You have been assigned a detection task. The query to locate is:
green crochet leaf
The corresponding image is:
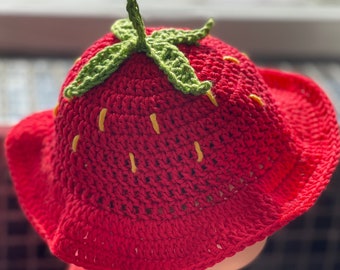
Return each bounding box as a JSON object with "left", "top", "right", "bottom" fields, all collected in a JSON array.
[
  {"left": 64, "top": 39, "right": 136, "bottom": 98},
  {"left": 146, "top": 40, "right": 212, "bottom": 95},
  {"left": 64, "top": 0, "right": 214, "bottom": 99},
  {"left": 150, "top": 19, "right": 214, "bottom": 45},
  {"left": 110, "top": 19, "right": 136, "bottom": 41}
]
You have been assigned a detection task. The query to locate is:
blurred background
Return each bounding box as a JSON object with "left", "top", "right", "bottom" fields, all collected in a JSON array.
[{"left": 0, "top": 0, "right": 339, "bottom": 269}]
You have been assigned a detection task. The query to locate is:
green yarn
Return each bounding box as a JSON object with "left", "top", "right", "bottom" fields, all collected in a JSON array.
[
  {"left": 110, "top": 19, "right": 136, "bottom": 41},
  {"left": 64, "top": 40, "right": 136, "bottom": 98},
  {"left": 150, "top": 19, "right": 214, "bottom": 46},
  {"left": 64, "top": 0, "right": 214, "bottom": 99},
  {"left": 147, "top": 41, "right": 211, "bottom": 95},
  {"left": 126, "top": 0, "right": 147, "bottom": 50}
]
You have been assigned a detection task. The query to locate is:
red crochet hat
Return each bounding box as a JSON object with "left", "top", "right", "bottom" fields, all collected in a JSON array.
[{"left": 5, "top": 1, "right": 340, "bottom": 269}]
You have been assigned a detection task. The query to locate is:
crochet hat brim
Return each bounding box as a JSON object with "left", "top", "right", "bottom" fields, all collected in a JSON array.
[{"left": 5, "top": 68, "right": 340, "bottom": 270}]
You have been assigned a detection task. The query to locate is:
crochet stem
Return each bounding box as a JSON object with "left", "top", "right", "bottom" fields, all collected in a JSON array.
[{"left": 126, "top": 0, "right": 147, "bottom": 51}]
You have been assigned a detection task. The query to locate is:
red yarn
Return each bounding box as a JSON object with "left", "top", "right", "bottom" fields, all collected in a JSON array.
[{"left": 5, "top": 28, "right": 340, "bottom": 270}]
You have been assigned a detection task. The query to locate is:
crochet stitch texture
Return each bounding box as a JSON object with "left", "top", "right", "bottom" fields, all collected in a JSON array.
[{"left": 5, "top": 0, "right": 340, "bottom": 269}]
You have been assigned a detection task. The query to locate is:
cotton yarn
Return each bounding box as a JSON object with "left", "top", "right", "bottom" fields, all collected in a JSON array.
[{"left": 5, "top": 3, "right": 340, "bottom": 270}]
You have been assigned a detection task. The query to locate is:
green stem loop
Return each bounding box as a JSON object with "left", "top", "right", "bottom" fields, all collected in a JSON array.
[{"left": 127, "top": 0, "right": 147, "bottom": 51}]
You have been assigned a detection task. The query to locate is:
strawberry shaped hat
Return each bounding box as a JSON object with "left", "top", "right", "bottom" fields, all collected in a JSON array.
[{"left": 5, "top": 0, "right": 340, "bottom": 269}]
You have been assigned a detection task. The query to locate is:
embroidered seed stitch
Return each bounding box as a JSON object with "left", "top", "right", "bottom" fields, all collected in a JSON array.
[
  {"left": 206, "top": 89, "right": 218, "bottom": 107},
  {"left": 150, "top": 113, "right": 160, "bottom": 134},
  {"left": 98, "top": 108, "right": 108, "bottom": 132},
  {"left": 72, "top": 135, "right": 80, "bottom": 152},
  {"left": 194, "top": 141, "right": 204, "bottom": 162},
  {"left": 75, "top": 249, "right": 79, "bottom": 256},
  {"left": 53, "top": 104, "right": 59, "bottom": 117},
  {"left": 249, "top": 94, "right": 265, "bottom": 107},
  {"left": 129, "top": 152, "right": 137, "bottom": 173},
  {"left": 223, "top": 55, "right": 240, "bottom": 64}
]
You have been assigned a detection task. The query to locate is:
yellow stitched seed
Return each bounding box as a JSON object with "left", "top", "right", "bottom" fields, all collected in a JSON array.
[
  {"left": 206, "top": 89, "right": 218, "bottom": 107},
  {"left": 53, "top": 103, "right": 59, "bottom": 117},
  {"left": 129, "top": 152, "right": 137, "bottom": 173},
  {"left": 150, "top": 113, "right": 160, "bottom": 134},
  {"left": 194, "top": 141, "right": 204, "bottom": 163},
  {"left": 223, "top": 55, "right": 240, "bottom": 64},
  {"left": 98, "top": 108, "right": 108, "bottom": 132},
  {"left": 72, "top": 135, "right": 80, "bottom": 152},
  {"left": 249, "top": 94, "right": 265, "bottom": 107}
]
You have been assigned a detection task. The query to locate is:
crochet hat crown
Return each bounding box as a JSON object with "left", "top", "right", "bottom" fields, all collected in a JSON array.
[
  {"left": 5, "top": 0, "right": 340, "bottom": 269},
  {"left": 55, "top": 12, "right": 289, "bottom": 222}
]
